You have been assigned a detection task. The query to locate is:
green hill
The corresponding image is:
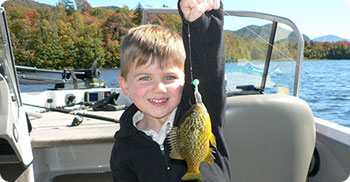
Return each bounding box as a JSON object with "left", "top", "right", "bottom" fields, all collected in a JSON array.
[{"left": 2, "top": 0, "right": 349, "bottom": 69}]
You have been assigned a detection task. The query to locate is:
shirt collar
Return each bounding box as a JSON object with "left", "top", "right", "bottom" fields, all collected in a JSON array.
[{"left": 133, "top": 108, "right": 177, "bottom": 145}]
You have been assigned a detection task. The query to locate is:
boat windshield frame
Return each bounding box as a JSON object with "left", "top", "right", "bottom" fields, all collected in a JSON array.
[
  {"left": 142, "top": 8, "right": 304, "bottom": 97},
  {"left": 0, "top": 7, "right": 22, "bottom": 105}
]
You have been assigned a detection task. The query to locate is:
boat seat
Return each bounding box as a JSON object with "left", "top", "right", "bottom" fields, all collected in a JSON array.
[{"left": 224, "top": 94, "right": 316, "bottom": 182}]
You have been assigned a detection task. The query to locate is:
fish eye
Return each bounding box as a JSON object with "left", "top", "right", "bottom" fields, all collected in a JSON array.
[{"left": 191, "top": 110, "right": 197, "bottom": 117}]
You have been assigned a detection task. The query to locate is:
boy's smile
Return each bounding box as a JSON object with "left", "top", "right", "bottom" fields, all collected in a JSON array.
[{"left": 119, "top": 61, "right": 185, "bottom": 125}]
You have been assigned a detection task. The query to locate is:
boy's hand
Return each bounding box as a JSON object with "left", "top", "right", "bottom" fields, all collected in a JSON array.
[{"left": 180, "top": 0, "right": 221, "bottom": 22}]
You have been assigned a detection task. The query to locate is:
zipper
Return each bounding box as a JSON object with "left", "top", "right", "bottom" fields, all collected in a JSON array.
[
  {"left": 135, "top": 133, "right": 171, "bottom": 172},
  {"left": 162, "top": 122, "right": 172, "bottom": 171},
  {"left": 160, "top": 144, "right": 171, "bottom": 171},
  {"left": 130, "top": 124, "right": 172, "bottom": 173}
]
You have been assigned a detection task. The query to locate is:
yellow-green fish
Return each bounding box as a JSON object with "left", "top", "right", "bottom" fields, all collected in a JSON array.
[{"left": 168, "top": 79, "right": 216, "bottom": 180}]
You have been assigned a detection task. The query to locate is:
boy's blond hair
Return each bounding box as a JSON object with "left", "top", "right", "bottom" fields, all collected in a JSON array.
[{"left": 120, "top": 24, "right": 186, "bottom": 78}]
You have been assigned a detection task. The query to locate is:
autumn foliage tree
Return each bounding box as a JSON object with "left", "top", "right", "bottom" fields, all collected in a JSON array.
[
  {"left": 3, "top": 0, "right": 141, "bottom": 69},
  {"left": 3, "top": 0, "right": 350, "bottom": 71}
]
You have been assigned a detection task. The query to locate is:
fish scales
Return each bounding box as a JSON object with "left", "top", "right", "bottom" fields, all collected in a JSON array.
[{"left": 169, "top": 102, "right": 217, "bottom": 180}]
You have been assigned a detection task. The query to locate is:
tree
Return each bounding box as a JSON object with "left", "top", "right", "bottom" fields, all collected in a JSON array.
[
  {"left": 25, "top": 9, "right": 40, "bottom": 26},
  {"left": 102, "top": 12, "right": 132, "bottom": 41},
  {"left": 132, "top": 3, "right": 143, "bottom": 25},
  {"left": 57, "top": 19, "right": 76, "bottom": 68},
  {"left": 62, "top": 0, "right": 75, "bottom": 16},
  {"left": 75, "top": 0, "right": 91, "bottom": 13},
  {"left": 89, "top": 7, "right": 107, "bottom": 20},
  {"left": 55, "top": 2, "right": 69, "bottom": 22},
  {"left": 74, "top": 36, "right": 106, "bottom": 68},
  {"left": 7, "top": 0, "right": 350, "bottom": 71}
]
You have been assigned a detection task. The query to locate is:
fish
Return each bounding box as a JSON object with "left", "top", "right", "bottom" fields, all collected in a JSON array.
[{"left": 168, "top": 79, "right": 216, "bottom": 180}]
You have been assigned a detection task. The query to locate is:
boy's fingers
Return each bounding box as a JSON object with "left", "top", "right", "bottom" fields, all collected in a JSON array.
[
  {"left": 179, "top": 0, "right": 193, "bottom": 20},
  {"left": 180, "top": 0, "right": 196, "bottom": 10},
  {"left": 180, "top": 0, "right": 221, "bottom": 22},
  {"left": 181, "top": 0, "right": 218, "bottom": 10},
  {"left": 213, "top": 0, "right": 220, "bottom": 10},
  {"left": 206, "top": 0, "right": 220, "bottom": 10},
  {"left": 187, "top": 3, "right": 207, "bottom": 21},
  {"left": 206, "top": 0, "right": 214, "bottom": 11}
]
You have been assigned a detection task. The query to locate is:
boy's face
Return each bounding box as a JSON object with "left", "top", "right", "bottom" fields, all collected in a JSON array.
[{"left": 118, "top": 61, "right": 184, "bottom": 122}]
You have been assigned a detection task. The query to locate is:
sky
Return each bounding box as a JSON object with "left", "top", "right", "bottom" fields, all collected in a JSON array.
[{"left": 30, "top": 0, "right": 350, "bottom": 39}]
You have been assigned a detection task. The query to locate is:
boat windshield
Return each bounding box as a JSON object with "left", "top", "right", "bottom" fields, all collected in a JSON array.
[
  {"left": 143, "top": 9, "right": 303, "bottom": 97},
  {"left": 0, "top": 8, "right": 21, "bottom": 106},
  {"left": 224, "top": 15, "right": 299, "bottom": 96}
]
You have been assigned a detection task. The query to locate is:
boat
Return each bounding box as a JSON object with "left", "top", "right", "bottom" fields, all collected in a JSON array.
[
  {"left": 1, "top": 4, "right": 349, "bottom": 182},
  {"left": 17, "top": 62, "right": 131, "bottom": 114}
]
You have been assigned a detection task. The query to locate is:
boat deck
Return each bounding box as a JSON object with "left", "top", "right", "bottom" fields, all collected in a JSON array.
[{"left": 29, "top": 110, "right": 122, "bottom": 148}]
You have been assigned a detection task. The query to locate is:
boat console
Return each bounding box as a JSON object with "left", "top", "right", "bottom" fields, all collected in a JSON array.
[{"left": 16, "top": 61, "right": 106, "bottom": 90}]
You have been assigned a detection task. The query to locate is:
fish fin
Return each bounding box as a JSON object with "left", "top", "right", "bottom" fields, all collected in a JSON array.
[
  {"left": 204, "top": 149, "right": 215, "bottom": 164},
  {"left": 170, "top": 148, "right": 183, "bottom": 160},
  {"left": 182, "top": 171, "right": 203, "bottom": 180},
  {"left": 210, "top": 133, "right": 217, "bottom": 148},
  {"left": 168, "top": 127, "right": 183, "bottom": 160}
]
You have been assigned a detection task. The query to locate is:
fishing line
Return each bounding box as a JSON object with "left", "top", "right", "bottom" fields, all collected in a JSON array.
[
  {"left": 186, "top": 8, "right": 306, "bottom": 96},
  {"left": 187, "top": 24, "right": 194, "bottom": 84},
  {"left": 221, "top": 9, "right": 313, "bottom": 95},
  {"left": 222, "top": 10, "right": 297, "bottom": 64},
  {"left": 218, "top": 9, "right": 307, "bottom": 97},
  {"left": 221, "top": 9, "right": 312, "bottom": 79},
  {"left": 187, "top": 19, "right": 203, "bottom": 105}
]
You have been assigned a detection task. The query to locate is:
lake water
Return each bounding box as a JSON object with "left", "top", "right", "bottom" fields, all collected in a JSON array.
[
  {"left": 20, "top": 60, "right": 350, "bottom": 127},
  {"left": 299, "top": 60, "right": 350, "bottom": 127}
]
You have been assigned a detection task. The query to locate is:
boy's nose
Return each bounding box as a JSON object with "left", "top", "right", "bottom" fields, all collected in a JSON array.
[{"left": 153, "top": 81, "right": 167, "bottom": 93}]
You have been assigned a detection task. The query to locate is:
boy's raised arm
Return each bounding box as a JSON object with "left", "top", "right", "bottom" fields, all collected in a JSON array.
[
  {"left": 178, "top": 1, "right": 231, "bottom": 180},
  {"left": 178, "top": 0, "right": 226, "bottom": 129}
]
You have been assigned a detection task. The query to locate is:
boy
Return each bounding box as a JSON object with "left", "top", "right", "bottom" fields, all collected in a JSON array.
[{"left": 110, "top": 0, "right": 231, "bottom": 181}]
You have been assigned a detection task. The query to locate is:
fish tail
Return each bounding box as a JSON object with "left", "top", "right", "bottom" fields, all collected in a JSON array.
[{"left": 182, "top": 171, "right": 203, "bottom": 180}]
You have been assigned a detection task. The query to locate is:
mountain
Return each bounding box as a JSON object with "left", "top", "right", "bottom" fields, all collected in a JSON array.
[
  {"left": 225, "top": 23, "right": 310, "bottom": 43},
  {"left": 312, "top": 35, "right": 350, "bottom": 42},
  {"left": 3, "top": 0, "right": 53, "bottom": 9}
]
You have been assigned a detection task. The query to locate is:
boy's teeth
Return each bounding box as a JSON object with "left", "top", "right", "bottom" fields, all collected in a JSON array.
[{"left": 149, "top": 99, "right": 166, "bottom": 103}]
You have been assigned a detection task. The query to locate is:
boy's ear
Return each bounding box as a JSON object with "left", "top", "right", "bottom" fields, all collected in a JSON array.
[{"left": 118, "top": 76, "right": 130, "bottom": 96}]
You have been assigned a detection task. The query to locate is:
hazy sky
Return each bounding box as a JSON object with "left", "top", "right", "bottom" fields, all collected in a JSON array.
[{"left": 32, "top": 0, "right": 350, "bottom": 39}]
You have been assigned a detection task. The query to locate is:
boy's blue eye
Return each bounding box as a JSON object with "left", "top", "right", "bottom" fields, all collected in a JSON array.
[
  {"left": 165, "top": 76, "right": 176, "bottom": 80},
  {"left": 140, "top": 76, "right": 151, "bottom": 81}
]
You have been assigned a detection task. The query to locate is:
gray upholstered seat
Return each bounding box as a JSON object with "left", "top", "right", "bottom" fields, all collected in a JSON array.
[{"left": 224, "top": 94, "right": 316, "bottom": 182}]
